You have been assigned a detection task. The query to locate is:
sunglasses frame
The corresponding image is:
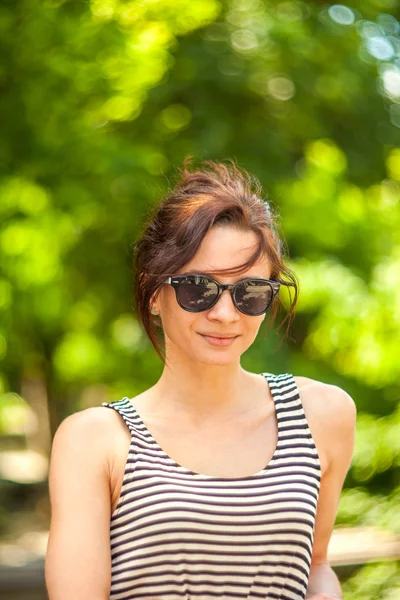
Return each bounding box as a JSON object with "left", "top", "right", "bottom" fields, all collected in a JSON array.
[{"left": 164, "top": 274, "right": 281, "bottom": 316}]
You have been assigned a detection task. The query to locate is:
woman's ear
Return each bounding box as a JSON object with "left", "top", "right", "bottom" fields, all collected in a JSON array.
[{"left": 149, "top": 290, "right": 160, "bottom": 316}]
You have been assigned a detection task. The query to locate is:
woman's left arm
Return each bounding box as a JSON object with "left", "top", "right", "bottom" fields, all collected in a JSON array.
[{"left": 299, "top": 382, "right": 357, "bottom": 600}]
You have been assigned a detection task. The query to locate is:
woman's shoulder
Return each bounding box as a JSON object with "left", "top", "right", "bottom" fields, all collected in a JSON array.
[
  {"left": 293, "top": 375, "right": 356, "bottom": 421},
  {"left": 51, "top": 405, "right": 128, "bottom": 469},
  {"left": 55, "top": 404, "right": 125, "bottom": 438},
  {"left": 293, "top": 375, "right": 357, "bottom": 472}
]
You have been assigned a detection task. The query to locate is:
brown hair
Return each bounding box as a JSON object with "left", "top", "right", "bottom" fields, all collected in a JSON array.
[{"left": 133, "top": 157, "right": 298, "bottom": 360}]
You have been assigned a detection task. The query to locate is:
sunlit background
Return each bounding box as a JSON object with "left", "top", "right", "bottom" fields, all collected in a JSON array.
[{"left": 0, "top": 0, "right": 400, "bottom": 598}]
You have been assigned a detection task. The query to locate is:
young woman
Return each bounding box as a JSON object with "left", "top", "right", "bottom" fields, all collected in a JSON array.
[{"left": 45, "top": 159, "right": 356, "bottom": 600}]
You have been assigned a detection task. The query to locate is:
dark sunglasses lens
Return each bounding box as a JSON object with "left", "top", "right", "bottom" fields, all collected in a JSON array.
[
  {"left": 234, "top": 280, "right": 274, "bottom": 315},
  {"left": 177, "top": 276, "right": 218, "bottom": 311}
]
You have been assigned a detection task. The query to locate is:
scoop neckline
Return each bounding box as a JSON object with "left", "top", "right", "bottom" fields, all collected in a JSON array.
[{"left": 123, "top": 372, "right": 284, "bottom": 481}]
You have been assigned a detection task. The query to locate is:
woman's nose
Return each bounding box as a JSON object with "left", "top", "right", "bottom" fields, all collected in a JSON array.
[{"left": 206, "top": 289, "right": 240, "bottom": 320}]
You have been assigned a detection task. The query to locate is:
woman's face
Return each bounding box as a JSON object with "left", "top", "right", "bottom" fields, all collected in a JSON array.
[{"left": 155, "top": 226, "right": 272, "bottom": 367}]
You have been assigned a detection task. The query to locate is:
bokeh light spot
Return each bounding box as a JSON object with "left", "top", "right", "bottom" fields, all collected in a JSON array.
[
  {"left": 160, "top": 104, "right": 191, "bottom": 131},
  {"left": 305, "top": 139, "right": 347, "bottom": 174},
  {"left": 367, "top": 36, "right": 395, "bottom": 60},
  {"left": 0, "top": 224, "right": 31, "bottom": 256},
  {"left": 90, "top": 0, "right": 118, "bottom": 23},
  {"left": 53, "top": 332, "right": 105, "bottom": 381},
  {"left": 381, "top": 66, "right": 400, "bottom": 102},
  {"left": 276, "top": 2, "right": 305, "bottom": 22},
  {"left": 328, "top": 5, "right": 355, "bottom": 26},
  {"left": 103, "top": 95, "right": 141, "bottom": 121},
  {"left": 111, "top": 314, "right": 143, "bottom": 352},
  {"left": 231, "top": 29, "right": 258, "bottom": 54},
  {"left": 267, "top": 76, "right": 295, "bottom": 101}
]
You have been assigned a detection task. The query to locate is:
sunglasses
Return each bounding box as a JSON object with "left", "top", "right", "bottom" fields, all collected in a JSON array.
[{"left": 164, "top": 274, "right": 280, "bottom": 316}]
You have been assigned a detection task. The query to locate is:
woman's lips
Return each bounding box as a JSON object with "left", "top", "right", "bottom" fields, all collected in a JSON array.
[{"left": 199, "top": 334, "right": 239, "bottom": 347}]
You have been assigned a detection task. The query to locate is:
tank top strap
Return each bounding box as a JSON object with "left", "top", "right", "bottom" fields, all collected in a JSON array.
[
  {"left": 102, "top": 398, "right": 137, "bottom": 436},
  {"left": 260, "top": 371, "right": 317, "bottom": 447}
]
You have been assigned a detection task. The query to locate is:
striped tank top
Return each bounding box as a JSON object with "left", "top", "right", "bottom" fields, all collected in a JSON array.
[{"left": 101, "top": 372, "right": 321, "bottom": 600}]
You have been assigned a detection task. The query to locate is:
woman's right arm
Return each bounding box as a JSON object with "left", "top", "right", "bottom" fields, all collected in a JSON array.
[{"left": 45, "top": 408, "right": 114, "bottom": 600}]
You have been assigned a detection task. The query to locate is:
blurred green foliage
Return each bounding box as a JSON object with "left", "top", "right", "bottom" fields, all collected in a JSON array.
[{"left": 1, "top": 0, "right": 400, "bottom": 596}]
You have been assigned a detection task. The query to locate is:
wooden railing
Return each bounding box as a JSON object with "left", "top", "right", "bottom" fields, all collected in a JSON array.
[{"left": 328, "top": 526, "right": 400, "bottom": 566}]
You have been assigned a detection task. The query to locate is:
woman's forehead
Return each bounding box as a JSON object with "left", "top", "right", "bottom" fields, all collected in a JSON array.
[
  {"left": 177, "top": 255, "right": 271, "bottom": 280},
  {"left": 180, "top": 226, "right": 270, "bottom": 274}
]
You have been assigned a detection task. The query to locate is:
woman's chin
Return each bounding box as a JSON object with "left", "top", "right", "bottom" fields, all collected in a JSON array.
[
  {"left": 166, "top": 337, "right": 245, "bottom": 366},
  {"left": 194, "top": 348, "right": 242, "bottom": 367}
]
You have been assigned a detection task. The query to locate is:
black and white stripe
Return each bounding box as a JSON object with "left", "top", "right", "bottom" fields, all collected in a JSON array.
[{"left": 102, "top": 372, "right": 321, "bottom": 600}]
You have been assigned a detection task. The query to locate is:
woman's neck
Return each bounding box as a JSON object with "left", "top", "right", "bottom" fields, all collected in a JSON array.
[{"left": 150, "top": 358, "right": 266, "bottom": 426}]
